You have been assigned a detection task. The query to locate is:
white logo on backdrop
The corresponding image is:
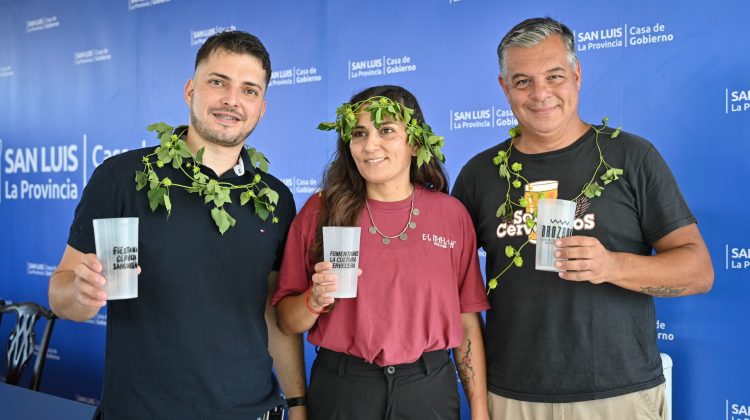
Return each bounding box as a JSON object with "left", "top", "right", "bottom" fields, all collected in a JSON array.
[
  {"left": 26, "top": 16, "right": 59, "bottom": 33},
  {"left": 726, "top": 245, "right": 750, "bottom": 270},
  {"left": 269, "top": 66, "right": 323, "bottom": 87},
  {"left": 280, "top": 176, "right": 319, "bottom": 195},
  {"left": 348, "top": 55, "right": 416, "bottom": 79},
  {"left": 575, "top": 22, "right": 675, "bottom": 52},
  {"left": 191, "top": 25, "right": 236, "bottom": 46},
  {"left": 26, "top": 262, "right": 57, "bottom": 276},
  {"left": 449, "top": 107, "right": 517, "bottom": 130},
  {"left": 0, "top": 66, "right": 12, "bottom": 78},
  {"left": 656, "top": 319, "right": 675, "bottom": 342},
  {"left": 726, "top": 88, "right": 750, "bottom": 114},
  {"left": 1, "top": 135, "right": 146, "bottom": 202},
  {"left": 129, "top": 0, "right": 171, "bottom": 11},
  {"left": 84, "top": 313, "right": 107, "bottom": 327},
  {"left": 74, "top": 48, "right": 112, "bottom": 65},
  {"left": 726, "top": 400, "right": 750, "bottom": 420}
]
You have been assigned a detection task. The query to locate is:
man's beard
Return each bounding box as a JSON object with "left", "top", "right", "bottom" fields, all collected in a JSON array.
[{"left": 190, "top": 107, "right": 255, "bottom": 147}]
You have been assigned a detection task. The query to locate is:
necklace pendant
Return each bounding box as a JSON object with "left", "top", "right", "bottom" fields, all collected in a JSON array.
[
  {"left": 412, "top": 208, "right": 420, "bottom": 216},
  {"left": 382, "top": 237, "right": 391, "bottom": 245},
  {"left": 399, "top": 233, "right": 407, "bottom": 241},
  {"left": 369, "top": 226, "right": 377, "bottom": 234},
  {"left": 408, "top": 221, "right": 416, "bottom": 229}
]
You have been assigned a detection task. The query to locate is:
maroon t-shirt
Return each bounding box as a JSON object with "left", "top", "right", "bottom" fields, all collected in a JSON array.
[{"left": 272, "top": 187, "right": 489, "bottom": 366}]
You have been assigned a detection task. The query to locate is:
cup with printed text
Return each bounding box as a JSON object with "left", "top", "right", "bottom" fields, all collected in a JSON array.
[
  {"left": 322, "top": 226, "right": 361, "bottom": 298},
  {"left": 93, "top": 217, "right": 139, "bottom": 300},
  {"left": 535, "top": 199, "right": 577, "bottom": 272}
]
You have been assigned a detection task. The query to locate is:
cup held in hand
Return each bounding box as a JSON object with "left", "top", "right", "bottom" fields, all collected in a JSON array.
[
  {"left": 535, "top": 199, "right": 576, "bottom": 272},
  {"left": 93, "top": 217, "right": 139, "bottom": 300},
  {"left": 322, "top": 226, "right": 361, "bottom": 298}
]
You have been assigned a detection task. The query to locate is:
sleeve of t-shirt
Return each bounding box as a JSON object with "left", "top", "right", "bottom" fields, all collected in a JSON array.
[
  {"left": 451, "top": 167, "right": 480, "bottom": 248},
  {"left": 634, "top": 144, "right": 696, "bottom": 245},
  {"left": 272, "top": 187, "right": 297, "bottom": 272},
  {"left": 455, "top": 204, "right": 491, "bottom": 313},
  {"left": 271, "top": 198, "right": 317, "bottom": 306},
  {"left": 67, "top": 162, "right": 126, "bottom": 254}
]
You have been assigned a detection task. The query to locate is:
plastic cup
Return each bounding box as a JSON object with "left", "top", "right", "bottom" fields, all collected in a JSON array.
[
  {"left": 322, "top": 226, "right": 361, "bottom": 298},
  {"left": 535, "top": 199, "right": 576, "bottom": 272},
  {"left": 93, "top": 217, "right": 139, "bottom": 300}
]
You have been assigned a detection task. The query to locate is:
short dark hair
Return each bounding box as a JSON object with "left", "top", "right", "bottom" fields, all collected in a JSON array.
[
  {"left": 194, "top": 30, "right": 272, "bottom": 87},
  {"left": 497, "top": 17, "right": 577, "bottom": 79}
]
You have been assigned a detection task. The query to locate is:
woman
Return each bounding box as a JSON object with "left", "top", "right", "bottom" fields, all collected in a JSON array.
[{"left": 272, "top": 85, "right": 490, "bottom": 420}]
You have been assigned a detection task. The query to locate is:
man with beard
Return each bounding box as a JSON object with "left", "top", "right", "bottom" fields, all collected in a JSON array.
[{"left": 49, "top": 31, "right": 307, "bottom": 420}]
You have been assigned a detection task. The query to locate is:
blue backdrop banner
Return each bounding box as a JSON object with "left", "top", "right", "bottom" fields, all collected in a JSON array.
[{"left": 1, "top": 1, "right": 748, "bottom": 419}]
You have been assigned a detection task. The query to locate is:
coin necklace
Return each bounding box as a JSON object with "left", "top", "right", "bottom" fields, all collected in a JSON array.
[{"left": 365, "top": 186, "right": 419, "bottom": 245}]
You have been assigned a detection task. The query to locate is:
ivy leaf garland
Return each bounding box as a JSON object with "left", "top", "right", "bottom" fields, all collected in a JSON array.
[
  {"left": 317, "top": 96, "right": 445, "bottom": 167},
  {"left": 487, "top": 117, "right": 624, "bottom": 293},
  {"left": 135, "top": 122, "right": 280, "bottom": 235}
]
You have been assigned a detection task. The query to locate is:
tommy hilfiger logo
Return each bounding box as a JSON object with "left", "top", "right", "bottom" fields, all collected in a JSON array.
[{"left": 421, "top": 233, "right": 456, "bottom": 249}]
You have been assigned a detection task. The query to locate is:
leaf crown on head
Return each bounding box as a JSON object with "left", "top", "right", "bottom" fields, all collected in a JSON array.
[{"left": 316, "top": 96, "right": 446, "bottom": 168}]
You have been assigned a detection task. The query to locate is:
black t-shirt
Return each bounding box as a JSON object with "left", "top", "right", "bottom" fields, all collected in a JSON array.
[
  {"left": 68, "top": 142, "right": 295, "bottom": 419},
  {"left": 452, "top": 127, "right": 694, "bottom": 402}
]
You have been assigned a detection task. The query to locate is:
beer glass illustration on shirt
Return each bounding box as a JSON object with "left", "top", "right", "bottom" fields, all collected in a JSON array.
[{"left": 523, "top": 180, "right": 558, "bottom": 243}]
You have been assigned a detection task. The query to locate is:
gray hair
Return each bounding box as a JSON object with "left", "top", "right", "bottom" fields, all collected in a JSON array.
[{"left": 497, "top": 17, "right": 577, "bottom": 80}]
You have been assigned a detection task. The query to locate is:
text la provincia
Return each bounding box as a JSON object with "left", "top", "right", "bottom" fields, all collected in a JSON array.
[{"left": 2, "top": 139, "right": 144, "bottom": 201}]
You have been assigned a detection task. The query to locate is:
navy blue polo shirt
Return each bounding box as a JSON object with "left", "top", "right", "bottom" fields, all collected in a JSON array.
[{"left": 68, "top": 137, "right": 295, "bottom": 419}]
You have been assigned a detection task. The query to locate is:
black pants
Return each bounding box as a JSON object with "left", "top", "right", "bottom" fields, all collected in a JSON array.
[{"left": 308, "top": 348, "right": 460, "bottom": 420}]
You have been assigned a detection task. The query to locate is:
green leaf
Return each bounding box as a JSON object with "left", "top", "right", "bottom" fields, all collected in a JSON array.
[
  {"left": 135, "top": 171, "right": 147, "bottom": 190},
  {"left": 513, "top": 255, "right": 523, "bottom": 267},
  {"left": 499, "top": 164, "right": 509, "bottom": 180},
  {"left": 147, "top": 187, "right": 165, "bottom": 212},
  {"left": 240, "top": 191, "right": 251, "bottom": 206},
  {"left": 505, "top": 245, "right": 515, "bottom": 257},
  {"left": 254, "top": 199, "right": 270, "bottom": 221},
  {"left": 584, "top": 182, "right": 603, "bottom": 198},
  {"left": 147, "top": 122, "right": 172, "bottom": 133},
  {"left": 496, "top": 203, "right": 507, "bottom": 218},
  {"left": 611, "top": 126, "right": 622, "bottom": 138},
  {"left": 601, "top": 116, "right": 609, "bottom": 126},
  {"left": 213, "top": 186, "right": 232, "bottom": 207},
  {"left": 317, "top": 122, "right": 337, "bottom": 131},
  {"left": 160, "top": 131, "right": 172, "bottom": 147},
  {"left": 176, "top": 142, "right": 192, "bottom": 159},
  {"left": 195, "top": 147, "right": 205, "bottom": 165},
  {"left": 148, "top": 171, "right": 159, "bottom": 189},
  {"left": 417, "top": 148, "right": 431, "bottom": 167},
  {"left": 211, "top": 207, "right": 230, "bottom": 235},
  {"left": 163, "top": 193, "right": 172, "bottom": 214},
  {"left": 265, "top": 189, "right": 280, "bottom": 205}
]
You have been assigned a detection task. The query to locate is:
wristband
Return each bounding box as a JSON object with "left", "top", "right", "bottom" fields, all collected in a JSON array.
[
  {"left": 305, "top": 287, "right": 330, "bottom": 314},
  {"left": 285, "top": 396, "right": 306, "bottom": 407}
]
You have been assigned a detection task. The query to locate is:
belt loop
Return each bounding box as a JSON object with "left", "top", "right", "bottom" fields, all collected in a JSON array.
[
  {"left": 421, "top": 353, "right": 431, "bottom": 376},
  {"left": 337, "top": 351, "right": 346, "bottom": 377}
]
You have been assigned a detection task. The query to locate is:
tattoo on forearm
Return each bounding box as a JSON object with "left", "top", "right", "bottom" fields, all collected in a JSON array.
[
  {"left": 641, "top": 286, "right": 686, "bottom": 297},
  {"left": 456, "top": 339, "right": 476, "bottom": 401}
]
